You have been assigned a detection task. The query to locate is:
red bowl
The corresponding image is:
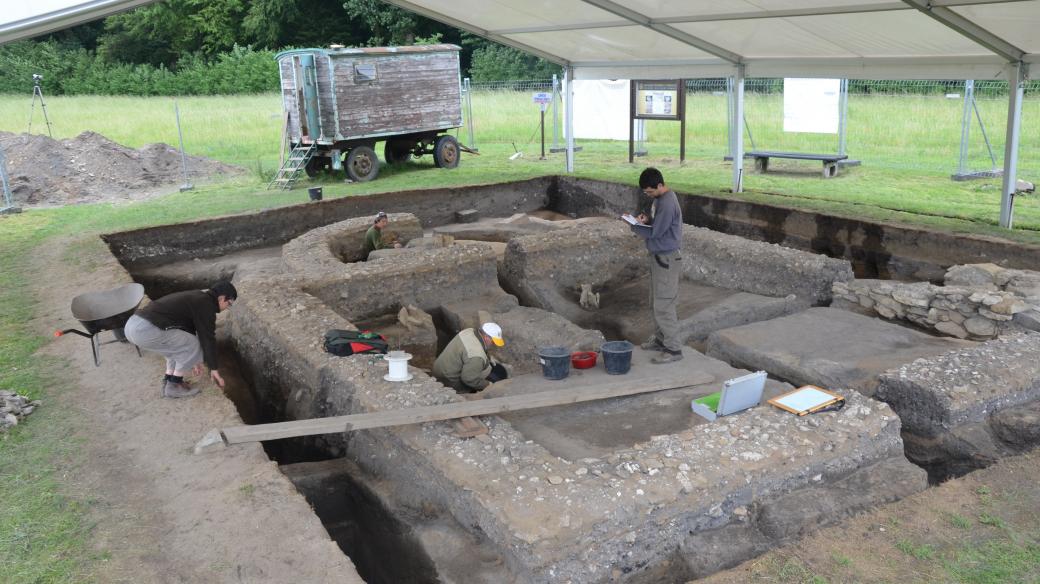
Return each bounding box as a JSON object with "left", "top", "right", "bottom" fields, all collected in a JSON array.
[{"left": 571, "top": 351, "right": 597, "bottom": 369}]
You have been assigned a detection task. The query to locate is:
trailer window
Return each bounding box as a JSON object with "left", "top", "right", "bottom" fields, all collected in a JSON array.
[{"left": 354, "top": 63, "right": 376, "bottom": 84}]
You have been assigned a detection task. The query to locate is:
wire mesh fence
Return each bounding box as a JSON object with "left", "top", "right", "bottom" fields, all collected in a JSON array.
[{"left": 466, "top": 78, "right": 1040, "bottom": 178}]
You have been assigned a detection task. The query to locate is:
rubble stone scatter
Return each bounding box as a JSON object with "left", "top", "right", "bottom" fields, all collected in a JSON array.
[{"left": 0, "top": 390, "right": 40, "bottom": 432}]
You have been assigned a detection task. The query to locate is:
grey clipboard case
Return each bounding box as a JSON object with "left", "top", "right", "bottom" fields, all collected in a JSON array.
[{"left": 691, "top": 370, "right": 767, "bottom": 422}]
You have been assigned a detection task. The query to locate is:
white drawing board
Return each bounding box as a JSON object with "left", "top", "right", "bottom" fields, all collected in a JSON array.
[{"left": 768, "top": 385, "right": 843, "bottom": 415}]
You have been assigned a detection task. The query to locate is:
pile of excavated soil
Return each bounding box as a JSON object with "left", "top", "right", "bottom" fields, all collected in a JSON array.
[{"left": 0, "top": 131, "right": 241, "bottom": 206}]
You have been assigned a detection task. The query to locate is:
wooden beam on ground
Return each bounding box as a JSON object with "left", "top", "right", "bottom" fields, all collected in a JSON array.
[{"left": 216, "top": 373, "right": 714, "bottom": 446}]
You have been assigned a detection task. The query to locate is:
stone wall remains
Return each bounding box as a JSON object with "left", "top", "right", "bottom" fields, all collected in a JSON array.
[
  {"left": 681, "top": 225, "right": 853, "bottom": 305},
  {"left": 282, "top": 213, "right": 423, "bottom": 272},
  {"left": 832, "top": 263, "right": 1040, "bottom": 340},
  {"left": 876, "top": 332, "right": 1040, "bottom": 478}
]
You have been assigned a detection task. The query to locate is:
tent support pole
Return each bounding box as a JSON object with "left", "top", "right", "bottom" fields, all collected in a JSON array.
[
  {"left": 731, "top": 65, "right": 745, "bottom": 193},
  {"left": 999, "top": 62, "right": 1026, "bottom": 228},
  {"left": 565, "top": 66, "right": 575, "bottom": 173}
]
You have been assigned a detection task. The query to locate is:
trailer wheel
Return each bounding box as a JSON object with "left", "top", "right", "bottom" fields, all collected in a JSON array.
[
  {"left": 345, "top": 146, "right": 380, "bottom": 182},
  {"left": 433, "top": 135, "right": 460, "bottom": 169},
  {"left": 384, "top": 139, "right": 414, "bottom": 164}
]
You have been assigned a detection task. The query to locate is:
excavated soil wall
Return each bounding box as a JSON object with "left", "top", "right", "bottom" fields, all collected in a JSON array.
[
  {"left": 105, "top": 176, "right": 1040, "bottom": 283},
  {"left": 551, "top": 177, "right": 1040, "bottom": 281}
]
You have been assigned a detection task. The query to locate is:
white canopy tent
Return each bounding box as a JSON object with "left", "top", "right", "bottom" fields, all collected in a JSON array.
[{"left": 2, "top": 0, "right": 1036, "bottom": 226}]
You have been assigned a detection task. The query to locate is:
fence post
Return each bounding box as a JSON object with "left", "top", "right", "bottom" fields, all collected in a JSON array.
[
  {"left": 464, "top": 77, "right": 476, "bottom": 151},
  {"left": 956, "top": 80, "right": 974, "bottom": 177}
]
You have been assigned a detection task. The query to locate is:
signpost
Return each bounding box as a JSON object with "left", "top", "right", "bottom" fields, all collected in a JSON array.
[
  {"left": 533, "top": 91, "right": 552, "bottom": 159},
  {"left": 630, "top": 80, "right": 686, "bottom": 163}
]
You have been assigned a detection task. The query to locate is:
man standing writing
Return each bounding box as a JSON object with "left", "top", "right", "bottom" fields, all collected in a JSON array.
[{"left": 625, "top": 167, "right": 684, "bottom": 364}]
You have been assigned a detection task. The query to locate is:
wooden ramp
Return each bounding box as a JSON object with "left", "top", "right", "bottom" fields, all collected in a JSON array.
[{"left": 201, "top": 373, "right": 714, "bottom": 451}]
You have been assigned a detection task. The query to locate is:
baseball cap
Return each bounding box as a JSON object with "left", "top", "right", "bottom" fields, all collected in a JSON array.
[{"left": 481, "top": 322, "right": 505, "bottom": 347}]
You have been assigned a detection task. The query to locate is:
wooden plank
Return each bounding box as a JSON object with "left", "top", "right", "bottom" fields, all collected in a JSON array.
[
  {"left": 451, "top": 416, "right": 489, "bottom": 438},
  {"left": 220, "top": 373, "right": 714, "bottom": 445}
]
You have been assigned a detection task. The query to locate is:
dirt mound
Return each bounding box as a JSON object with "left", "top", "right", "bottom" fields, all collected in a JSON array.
[{"left": 0, "top": 131, "right": 241, "bottom": 206}]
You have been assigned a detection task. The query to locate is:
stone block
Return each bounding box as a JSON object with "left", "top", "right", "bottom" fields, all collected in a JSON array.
[
  {"left": 877, "top": 333, "right": 1040, "bottom": 478},
  {"left": 944, "top": 263, "right": 1003, "bottom": 289},
  {"left": 455, "top": 208, "right": 480, "bottom": 223},
  {"left": 1013, "top": 310, "right": 1040, "bottom": 332},
  {"left": 934, "top": 320, "right": 968, "bottom": 339},
  {"left": 706, "top": 307, "right": 973, "bottom": 396},
  {"left": 964, "top": 316, "right": 997, "bottom": 337}
]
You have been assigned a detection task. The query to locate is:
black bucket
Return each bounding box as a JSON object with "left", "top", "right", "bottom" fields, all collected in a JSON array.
[
  {"left": 538, "top": 346, "right": 570, "bottom": 380},
  {"left": 308, "top": 187, "right": 323, "bottom": 201},
  {"left": 601, "top": 340, "right": 634, "bottom": 375}
]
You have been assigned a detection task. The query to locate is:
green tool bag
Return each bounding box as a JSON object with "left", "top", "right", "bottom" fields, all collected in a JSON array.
[{"left": 323, "top": 329, "right": 388, "bottom": 356}]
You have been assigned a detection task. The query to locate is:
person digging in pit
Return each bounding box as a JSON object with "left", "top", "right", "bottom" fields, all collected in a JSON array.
[
  {"left": 433, "top": 322, "right": 509, "bottom": 393},
  {"left": 363, "top": 211, "right": 402, "bottom": 259},
  {"left": 624, "top": 167, "right": 684, "bottom": 364},
  {"left": 123, "top": 281, "right": 236, "bottom": 399}
]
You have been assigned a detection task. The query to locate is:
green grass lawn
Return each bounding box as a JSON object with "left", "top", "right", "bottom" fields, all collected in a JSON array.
[
  {"left": 1, "top": 90, "right": 1037, "bottom": 236},
  {"left": 1, "top": 90, "right": 1040, "bottom": 582}
]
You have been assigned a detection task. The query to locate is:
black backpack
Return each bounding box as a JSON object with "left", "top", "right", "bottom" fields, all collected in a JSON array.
[{"left": 323, "top": 329, "right": 388, "bottom": 356}]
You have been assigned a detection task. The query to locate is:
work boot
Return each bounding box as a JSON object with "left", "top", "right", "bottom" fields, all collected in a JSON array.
[
  {"left": 160, "top": 377, "right": 191, "bottom": 396},
  {"left": 651, "top": 349, "right": 683, "bottom": 365},
  {"left": 162, "top": 380, "right": 200, "bottom": 399},
  {"left": 640, "top": 336, "right": 665, "bottom": 351}
]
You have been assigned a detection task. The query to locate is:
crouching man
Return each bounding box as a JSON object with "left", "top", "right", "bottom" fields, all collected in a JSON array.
[
  {"left": 433, "top": 322, "right": 507, "bottom": 393},
  {"left": 123, "top": 281, "right": 237, "bottom": 398}
]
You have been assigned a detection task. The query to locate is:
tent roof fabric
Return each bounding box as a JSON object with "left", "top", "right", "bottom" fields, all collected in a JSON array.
[{"left": 0, "top": 0, "right": 1036, "bottom": 79}]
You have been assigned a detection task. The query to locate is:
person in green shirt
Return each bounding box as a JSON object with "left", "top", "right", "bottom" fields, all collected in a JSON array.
[
  {"left": 433, "top": 322, "right": 507, "bottom": 393},
  {"left": 363, "top": 211, "right": 401, "bottom": 258}
]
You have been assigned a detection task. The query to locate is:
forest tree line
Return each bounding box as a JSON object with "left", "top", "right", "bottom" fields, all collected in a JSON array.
[{"left": 0, "top": 0, "right": 560, "bottom": 95}]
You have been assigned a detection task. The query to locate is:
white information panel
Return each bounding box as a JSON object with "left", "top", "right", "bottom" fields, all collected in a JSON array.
[
  {"left": 570, "top": 79, "right": 645, "bottom": 141},
  {"left": 783, "top": 78, "right": 840, "bottom": 134}
]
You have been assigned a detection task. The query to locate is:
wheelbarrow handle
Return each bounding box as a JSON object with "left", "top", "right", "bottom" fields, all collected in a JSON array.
[{"left": 55, "top": 328, "right": 92, "bottom": 339}]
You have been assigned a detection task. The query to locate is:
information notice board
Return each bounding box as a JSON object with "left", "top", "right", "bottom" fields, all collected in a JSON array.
[{"left": 630, "top": 79, "right": 686, "bottom": 162}]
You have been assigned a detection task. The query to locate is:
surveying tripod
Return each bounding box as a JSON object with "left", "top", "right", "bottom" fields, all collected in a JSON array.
[{"left": 28, "top": 74, "right": 54, "bottom": 138}]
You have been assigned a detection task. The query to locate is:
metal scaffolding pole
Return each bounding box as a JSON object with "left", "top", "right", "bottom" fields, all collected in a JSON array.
[
  {"left": 564, "top": 67, "right": 575, "bottom": 173},
  {"left": 838, "top": 79, "right": 849, "bottom": 156},
  {"left": 956, "top": 80, "right": 975, "bottom": 176},
  {"left": 0, "top": 144, "right": 19, "bottom": 214},
  {"left": 731, "top": 65, "right": 745, "bottom": 193},
  {"left": 999, "top": 62, "right": 1026, "bottom": 229},
  {"left": 551, "top": 74, "right": 560, "bottom": 150}
]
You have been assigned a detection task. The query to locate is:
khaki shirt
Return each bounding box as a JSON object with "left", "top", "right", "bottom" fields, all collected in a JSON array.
[{"left": 432, "top": 328, "right": 491, "bottom": 391}]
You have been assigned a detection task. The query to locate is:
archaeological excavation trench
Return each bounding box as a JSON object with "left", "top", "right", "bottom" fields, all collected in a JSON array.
[{"left": 101, "top": 176, "right": 1040, "bottom": 583}]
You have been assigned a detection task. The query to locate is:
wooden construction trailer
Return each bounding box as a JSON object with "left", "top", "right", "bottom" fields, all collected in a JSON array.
[{"left": 276, "top": 44, "right": 463, "bottom": 183}]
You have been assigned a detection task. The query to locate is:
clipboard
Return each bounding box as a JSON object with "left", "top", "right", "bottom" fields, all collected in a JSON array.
[
  {"left": 767, "top": 385, "right": 845, "bottom": 416},
  {"left": 620, "top": 214, "right": 651, "bottom": 230}
]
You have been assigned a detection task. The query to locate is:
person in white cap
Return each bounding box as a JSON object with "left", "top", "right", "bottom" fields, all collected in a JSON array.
[{"left": 432, "top": 322, "right": 507, "bottom": 393}]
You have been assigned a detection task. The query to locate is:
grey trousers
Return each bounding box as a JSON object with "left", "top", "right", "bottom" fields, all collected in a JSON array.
[
  {"left": 649, "top": 250, "right": 683, "bottom": 352},
  {"left": 124, "top": 314, "right": 203, "bottom": 373}
]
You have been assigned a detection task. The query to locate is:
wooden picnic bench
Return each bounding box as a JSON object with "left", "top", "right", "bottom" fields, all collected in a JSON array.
[{"left": 747, "top": 150, "right": 849, "bottom": 178}]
